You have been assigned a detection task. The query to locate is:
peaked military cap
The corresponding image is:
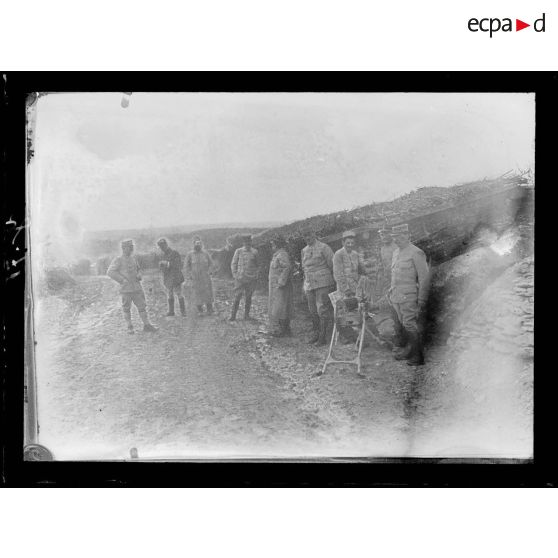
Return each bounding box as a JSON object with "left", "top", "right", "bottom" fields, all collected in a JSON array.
[
  {"left": 391, "top": 224, "right": 409, "bottom": 235},
  {"left": 121, "top": 238, "right": 134, "bottom": 247},
  {"left": 342, "top": 230, "right": 357, "bottom": 239}
]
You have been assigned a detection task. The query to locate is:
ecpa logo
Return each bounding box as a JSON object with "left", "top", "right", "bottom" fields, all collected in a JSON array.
[{"left": 468, "top": 13, "right": 546, "bottom": 37}]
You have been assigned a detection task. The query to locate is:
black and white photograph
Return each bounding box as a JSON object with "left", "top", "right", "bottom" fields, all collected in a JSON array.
[{"left": 24, "top": 91, "right": 534, "bottom": 462}]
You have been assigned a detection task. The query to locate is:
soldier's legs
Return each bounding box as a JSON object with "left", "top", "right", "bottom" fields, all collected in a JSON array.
[
  {"left": 389, "top": 303, "right": 407, "bottom": 347},
  {"left": 399, "top": 300, "right": 424, "bottom": 365},
  {"left": 132, "top": 291, "right": 157, "bottom": 332},
  {"left": 305, "top": 289, "right": 321, "bottom": 343},
  {"left": 244, "top": 282, "right": 255, "bottom": 319},
  {"left": 166, "top": 285, "right": 175, "bottom": 316},
  {"left": 121, "top": 294, "right": 134, "bottom": 332},
  {"left": 392, "top": 302, "right": 412, "bottom": 359},
  {"left": 229, "top": 284, "right": 244, "bottom": 321},
  {"left": 178, "top": 287, "right": 187, "bottom": 317},
  {"left": 395, "top": 300, "right": 423, "bottom": 364},
  {"left": 315, "top": 286, "right": 334, "bottom": 346}
]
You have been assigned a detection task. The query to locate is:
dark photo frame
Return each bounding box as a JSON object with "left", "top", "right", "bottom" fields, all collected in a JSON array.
[{"left": 1, "top": 71, "right": 554, "bottom": 486}]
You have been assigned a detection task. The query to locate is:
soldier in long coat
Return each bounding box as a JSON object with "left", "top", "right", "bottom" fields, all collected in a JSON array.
[
  {"left": 157, "top": 238, "right": 186, "bottom": 316},
  {"left": 268, "top": 236, "right": 294, "bottom": 337},
  {"left": 185, "top": 236, "right": 215, "bottom": 316},
  {"left": 389, "top": 223, "right": 430, "bottom": 366},
  {"left": 107, "top": 239, "right": 158, "bottom": 334}
]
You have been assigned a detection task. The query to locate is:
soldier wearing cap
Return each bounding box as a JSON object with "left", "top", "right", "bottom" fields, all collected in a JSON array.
[
  {"left": 185, "top": 235, "right": 215, "bottom": 316},
  {"left": 333, "top": 230, "right": 366, "bottom": 297},
  {"left": 229, "top": 234, "right": 260, "bottom": 321},
  {"left": 157, "top": 238, "right": 186, "bottom": 317},
  {"left": 389, "top": 224, "right": 429, "bottom": 365},
  {"left": 301, "top": 228, "right": 335, "bottom": 345},
  {"left": 332, "top": 230, "right": 367, "bottom": 343},
  {"left": 267, "top": 235, "right": 294, "bottom": 337},
  {"left": 107, "top": 239, "right": 158, "bottom": 334}
]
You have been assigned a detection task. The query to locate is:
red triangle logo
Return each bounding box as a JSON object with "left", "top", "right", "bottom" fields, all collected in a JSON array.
[{"left": 516, "top": 19, "right": 530, "bottom": 31}]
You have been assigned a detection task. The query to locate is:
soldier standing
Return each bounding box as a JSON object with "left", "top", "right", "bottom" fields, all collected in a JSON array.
[
  {"left": 333, "top": 230, "right": 367, "bottom": 343},
  {"left": 388, "top": 224, "right": 429, "bottom": 365},
  {"left": 185, "top": 235, "right": 215, "bottom": 316},
  {"left": 301, "top": 228, "right": 335, "bottom": 345},
  {"left": 379, "top": 227, "right": 399, "bottom": 293},
  {"left": 229, "top": 234, "right": 259, "bottom": 321},
  {"left": 157, "top": 238, "right": 186, "bottom": 317},
  {"left": 107, "top": 239, "right": 158, "bottom": 334},
  {"left": 267, "top": 235, "right": 294, "bottom": 337},
  {"left": 378, "top": 227, "right": 405, "bottom": 348}
]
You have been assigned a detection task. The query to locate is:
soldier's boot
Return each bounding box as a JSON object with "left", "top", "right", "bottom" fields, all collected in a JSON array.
[
  {"left": 206, "top": 303, "right": 214, "bottom": 315},
  {"left": 281, "top": 319, "right": 292, "bottom": 337},
  {"left": 197, "top": 305, "right": 204, "bottom": 316},
  {"left": 307, "top": 316, "right": 321, "bottom": 344},
  {"left": 315, "top": 316, "right": 331, "bottom": 346},
  {"left": 392, "top": 320, "right": 407, "bottom": 349},
  {"left": 406, "top": 331, "right": 425, "bottom": 366},
  {"left": 166, "top": 297, "right": 175, "bottom": 316},
  {"left": 394, "top": 329, "right": 413, "bottom": 360},
  {"left": 178, "top": 296, "right": 187, "bottom": 317},
  {"left": 229, "top": 295, "right": 241, "bottom": 321},
  {"left": 139, "top": 311, "right": 158, "bottom": 332}
]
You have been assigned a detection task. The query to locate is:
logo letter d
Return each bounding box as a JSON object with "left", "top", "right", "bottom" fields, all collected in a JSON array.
[{"left": 534, "top": 13, "right": 546, "bottom": 32}]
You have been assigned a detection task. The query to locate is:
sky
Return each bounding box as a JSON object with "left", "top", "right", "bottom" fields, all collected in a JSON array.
[{"left": 30, "top": 92, "right": 534, "bottom": 239}]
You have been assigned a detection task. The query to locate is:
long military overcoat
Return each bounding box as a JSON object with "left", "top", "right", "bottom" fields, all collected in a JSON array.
[
  {"left": 186, "top": 249, "right": 214, "bottom": 306},
  {"left": 268, "top": 248, "right": 294, "bottom": 329}
]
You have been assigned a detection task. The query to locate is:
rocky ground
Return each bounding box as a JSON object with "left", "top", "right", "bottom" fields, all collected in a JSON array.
[{"left": 33, "top": 252, "right": 533, "bottom": 460}]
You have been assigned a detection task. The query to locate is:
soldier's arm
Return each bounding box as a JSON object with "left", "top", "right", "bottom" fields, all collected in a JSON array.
[
  {"left": 413, "top": 250, "right": 430, "bottom": 305},
  {"left": 107, "top": 257, "right": 125, "bottom": 284},
  {"left": 276, "top": 252, "right": 291, "bottom": 287},
  {"left": 231, "top": 249, "right": 239, "bottom": 277},
  {"left": 323, "top": 244, "right": 334, "bottom": 271}
]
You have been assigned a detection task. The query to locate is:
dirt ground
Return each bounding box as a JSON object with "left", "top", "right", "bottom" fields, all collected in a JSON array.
[{"left": 33, "top": 268, "right": 532, "bottom": 460}]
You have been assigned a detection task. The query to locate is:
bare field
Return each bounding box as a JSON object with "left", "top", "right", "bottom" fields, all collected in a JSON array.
[{"left": 33, "top": 268, "right": 532, "bottom": 460}]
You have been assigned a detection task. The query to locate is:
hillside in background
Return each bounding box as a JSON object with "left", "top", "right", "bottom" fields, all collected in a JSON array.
[{"left": 82, "top": 224, "right": 279, "bottom": 260}]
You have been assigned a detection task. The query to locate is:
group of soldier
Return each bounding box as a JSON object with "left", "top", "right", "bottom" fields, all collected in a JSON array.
[{"left": 107, "top": 223, "right": 429, "bottom": 366}]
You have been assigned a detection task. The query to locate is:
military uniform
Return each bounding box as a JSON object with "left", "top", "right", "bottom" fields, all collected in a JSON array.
[
  {"left": 390, "top": 243, "right": 429, "bottom": 332},
  {"left": 379, "top": 241, "right": 399, "bottom": 294},
  {"left": 107, "top": 241, "right": 157, "bottom": 333},
  {"left": 389, "top": 225, "right": 429, "bottom": 364},
  {"left": 268, "top": 247, "right": 294, "bottom": 336},
  {"left": 230, "top": 243, "right": 259, "bottom": 320},
  {"left": 333, "top": 246, "right": 366, "bottom": 296},
  {"left": 186, "top": 249, "right": 214, "bottom": 313},
  {"left": 332, "top": 232, "right": 367, "bottom": 344},
  {"left": 302, "top": 239, "right": 335, "bottom": 344},
  {"left": 159, "top": 246, "right": 186, "bottom": 316}
]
